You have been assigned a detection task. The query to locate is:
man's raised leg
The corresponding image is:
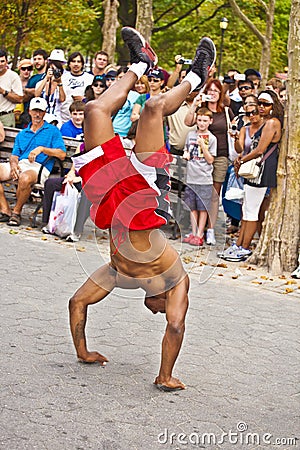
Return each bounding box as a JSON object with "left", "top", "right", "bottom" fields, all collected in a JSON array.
[
  {"left": 134, "top": 36, "right": 216, "bottom": 158},
  {"left": 84, "top": 27, "right": 157, "bottom": 152}
]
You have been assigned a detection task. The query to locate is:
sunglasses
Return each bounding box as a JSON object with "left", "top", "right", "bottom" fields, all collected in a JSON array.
[
  {"left": 258, "top": 101, "right": 272, "bottom": 107},
  {"left": 245, "top": 109, "right": 259, "bottom": 117},
  {"left": 148, "top": 78, "right": 161, "bottom": 83},
  {"left": 238, "top": 86, "right": 252, "bottom": 91},
  {"left": 20, "top": 66, "right": 33, "bottom": 71},
  {"left": 93, "top": 83, "right": 105, "bottom": 88},
  {"left": 106, "top": 77, "right": 116, "bottom": 81}
]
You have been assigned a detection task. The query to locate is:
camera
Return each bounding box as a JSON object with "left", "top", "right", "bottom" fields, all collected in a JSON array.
[
  {"left": 53, "top": 68, "right": 62, "bottom": 79},
  {"left": 178, "top": 58, "right": 193, "bottom": 65},
  {"left": 202, "top": 94, "right": 212, "bottom": 101},
  {"left": 230, "top": 124, "right": 238, "bottom": 135}
]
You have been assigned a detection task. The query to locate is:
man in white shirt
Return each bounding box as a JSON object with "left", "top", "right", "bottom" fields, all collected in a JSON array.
[
  {"left": 0, "top": 50, "right": 23, "bottom": 127},
  {"left": 61, "top": 51, "right": 93, "bottom": 123}
]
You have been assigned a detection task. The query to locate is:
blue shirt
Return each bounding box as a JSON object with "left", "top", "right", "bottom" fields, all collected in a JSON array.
[
  {"left": 60, "top": 120, "right": 83, "bottom": 139},
  {"left": 113, "top": 90, "right": 139, "bottom": 137},
  {"left": 12, "top": 121, "right": 66, "bottom": 172}
]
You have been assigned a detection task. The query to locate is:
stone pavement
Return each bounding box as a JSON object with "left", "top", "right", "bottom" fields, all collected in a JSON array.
[{"left": 0, "top": 205, "right": 299, "bottom": 450}]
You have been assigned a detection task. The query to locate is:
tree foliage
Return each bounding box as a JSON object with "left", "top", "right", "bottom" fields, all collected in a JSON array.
[{"left": 0, "top": 0, "right": 290, "bottom": 76}]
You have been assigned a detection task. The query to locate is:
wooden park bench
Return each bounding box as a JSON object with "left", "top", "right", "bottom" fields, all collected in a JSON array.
[{"left": 0, "top": 126, "right": 78, "bottom": 227}]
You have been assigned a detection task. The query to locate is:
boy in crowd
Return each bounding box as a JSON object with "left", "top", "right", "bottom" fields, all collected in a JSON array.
[
  {"left": 183, "top": 107, "right": 217, "bottom": 246},
  {"left": 60, "top": 101, "right": 85, "bottom": 139}
]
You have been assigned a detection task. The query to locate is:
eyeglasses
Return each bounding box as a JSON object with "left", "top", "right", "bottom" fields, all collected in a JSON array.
[
  {"left": 20, "top": 66, "right": 33, "bottom": 71},
  {"left": 258, "top": 101, "right": 272, "bottom": 107},
  {"left": 93, "top": 83, "right": 105, "bottom": 88},
  {"left": 239, "top": 86, "right": 252, "bottom": 91},
  {"left": 245, "top": 109, "right": 259, "bottom": 117},
  {"left": 207, "top": 89, "right": 220, "bottom": 94},
  {"left": 148, "top": 78, "right": 161, "bottom": 83}
]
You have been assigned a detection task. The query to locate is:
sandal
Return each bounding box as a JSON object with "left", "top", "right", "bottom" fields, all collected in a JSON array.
[
  {"left": 0, "top": 212, "right": 11, "bottom": 223},
  {"left": 7, "top": 213, "right": 21, "bottom": 227}
]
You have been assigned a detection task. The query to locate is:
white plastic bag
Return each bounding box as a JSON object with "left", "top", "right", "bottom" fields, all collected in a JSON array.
[{"left": 48, "top": 182, "right": 80, "bottom": 238}]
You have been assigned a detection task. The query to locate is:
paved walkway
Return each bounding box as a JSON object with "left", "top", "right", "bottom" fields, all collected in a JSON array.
[{"left": 0, "top": 204, "right": 299, "bottom": 450}]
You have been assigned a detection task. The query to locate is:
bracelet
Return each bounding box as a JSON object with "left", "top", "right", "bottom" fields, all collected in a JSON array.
[
  {"left": 57, "top": 84, "right": 63, "bottom": 87},
  {"left": 3, "top": 90, "right": 9, "bottom": 97}
]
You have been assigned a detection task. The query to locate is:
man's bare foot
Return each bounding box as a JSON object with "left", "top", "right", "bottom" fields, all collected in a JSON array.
[
  {"left": 154, "top": 376, "right": 185, "bottom": 391},
  {"left": 78, "top": 351, "right": 109, "bottom": 366}
]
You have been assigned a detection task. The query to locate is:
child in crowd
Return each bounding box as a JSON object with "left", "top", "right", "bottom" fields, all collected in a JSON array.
[
  {"left": 183, "top": 107, "right": 217, "bottom": 246},
  {"left": 60, "top": 101, "right": 85, "bottom": 139}
]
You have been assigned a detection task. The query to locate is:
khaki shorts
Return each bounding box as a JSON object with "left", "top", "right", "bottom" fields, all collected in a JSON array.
[
  {"left": 212, "top": 156, "right": 229, "bottom": 183},
  {"left": 1, "top": 159, "right": 50, "bottom": 186}
]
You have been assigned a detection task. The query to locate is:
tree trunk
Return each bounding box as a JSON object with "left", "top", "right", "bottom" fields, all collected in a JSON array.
[
  {"left": 102, "top": 0, "right": 120, "bottom": 64},
  {"left": 228, "top": 0, "right": 275, "bottom": 86},
  {"left": 250, "top": 0, "right": 300, "bottom": 274},
  {"left": 136, "top": 0, "right": 153, "bottom": 42}
]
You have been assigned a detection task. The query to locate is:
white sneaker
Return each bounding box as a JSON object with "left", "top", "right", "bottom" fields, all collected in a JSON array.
[
  {"left": 225, "top": 247, "right": 252, "bottom": 262},
  {"left": 206, "top": 228, "right": 216, "bottom": 245},
  {"left": 217, "top": 243, "right": 238, "bottom": 259},
  {"left": 41, "top": 226, "right": 50, "bottom": 234},
  {"left": 66, "top": 233, "right": 81, "bottom": 242},
  {"left": 291, "top": 265, "right": 300, "bottom": 279}
]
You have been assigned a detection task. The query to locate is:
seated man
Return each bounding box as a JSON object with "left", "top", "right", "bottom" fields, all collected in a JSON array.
[
  {"left": 0, "top": 97, "right": 66, "bottom": 226},
  {"left": 69, "top": 27, "right": 216, "bottom": 391}
]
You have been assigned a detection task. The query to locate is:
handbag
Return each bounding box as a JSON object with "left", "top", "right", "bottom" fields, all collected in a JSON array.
[
  {"left": 238, "top": 143, "right": 278, "bottom": 180},
  {"left": 48, "top": 182, "right": 80, "bottom": 238},
  {"left": 238, "top": 157, "right": 261, "bottom": 179},
  {"left": 225, "top": 106, "right": 238, "bottom": 162}
]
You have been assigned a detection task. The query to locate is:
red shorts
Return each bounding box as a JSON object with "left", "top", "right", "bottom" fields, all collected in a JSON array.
[{"left": 72, "top": 135, "right": 172, "bottom": 230}]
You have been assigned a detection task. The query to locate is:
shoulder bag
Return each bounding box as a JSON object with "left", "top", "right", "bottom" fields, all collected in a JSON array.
[{"left": 238, "top": 143, "right": 278, "bottom": 180}]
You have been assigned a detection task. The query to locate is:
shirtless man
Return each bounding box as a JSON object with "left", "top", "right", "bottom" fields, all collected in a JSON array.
[{"left": 69, "top": 27, "right": 216, "bottom": 391}]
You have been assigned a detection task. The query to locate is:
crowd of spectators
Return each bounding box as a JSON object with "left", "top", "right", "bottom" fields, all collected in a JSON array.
[{"left": 0, "top": 44, "right": 295, "bottom": 274}]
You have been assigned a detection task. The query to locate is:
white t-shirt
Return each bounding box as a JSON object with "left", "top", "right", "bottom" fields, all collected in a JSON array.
[
  {"left": 61, "top": 71, "right": 94, "bottom": 123},
  {"left": 184, "top": 129, "right": 217, "bottom": 185},
  {"left": 0, "top": 69, "right": 23, "bottom": 112}
]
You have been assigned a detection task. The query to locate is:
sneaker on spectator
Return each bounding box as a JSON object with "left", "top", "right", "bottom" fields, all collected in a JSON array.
[
  {"left": 217, "top": 243, "right": 239, "bottom": 259},
  {"left": 291, "top": 265, "right": 300, "bottom": 279},
  {"left": 206, "top": 228, "right": 216, "bottom": 245},
  {"left": 183, "top": 233, "right": 194, "bottom": 243},
  {"left": 225, "top": 247, "right": 252, "bottom": 262},
  {"left": 121, "top": 27, "right": 157, "bottom": 71},
  {"left": 189, "top": 236, "right": 204, "bottom": 247},
  {"left": 66, "top": 233, "right": 81, "bottom": 242},
  {"left": 41, "top": 226, "right": 50, "bottom": 234},
  {"left": 191, "top": 37, "right": 216, "bottom": 89}
]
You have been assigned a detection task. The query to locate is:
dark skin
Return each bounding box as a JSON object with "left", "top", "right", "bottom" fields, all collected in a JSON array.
[{"left": 68, "top": 67, "right": 194, "bottom": 390}]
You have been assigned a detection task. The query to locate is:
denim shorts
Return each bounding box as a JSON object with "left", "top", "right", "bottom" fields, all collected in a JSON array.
[{"left": 184, "top": 184, "right": 213, "bottom": 211}]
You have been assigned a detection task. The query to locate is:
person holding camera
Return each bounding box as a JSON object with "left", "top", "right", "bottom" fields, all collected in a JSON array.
[{"left": 35, "top": 58, "right": 66, "bottom": 127}]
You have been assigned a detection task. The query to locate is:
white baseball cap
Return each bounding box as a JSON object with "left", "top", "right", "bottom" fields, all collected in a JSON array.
[
  {"left": 29, "top": 97, "right": 48, "bottom": 111},
  {"left": 49, "top": 49, "right": 66, "bottom": 63}
]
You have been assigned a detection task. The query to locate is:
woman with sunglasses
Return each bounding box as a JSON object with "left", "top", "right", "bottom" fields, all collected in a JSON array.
[
  {"left": 130, "top": 69, "right": 162, "bottom": 122},
  {"left": 84, "top": 75, "right": 107, "bottom": 102},
  {"left": 14, "top": 60, "right": 33, "bottom": 128},
  {"left": 221, "top": 94, "right": 282, "bottom": 261}
]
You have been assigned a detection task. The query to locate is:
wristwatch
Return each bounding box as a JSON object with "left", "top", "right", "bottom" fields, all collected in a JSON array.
[{"left": 3, "top": 90, "right": 9, "bottom": 97}]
